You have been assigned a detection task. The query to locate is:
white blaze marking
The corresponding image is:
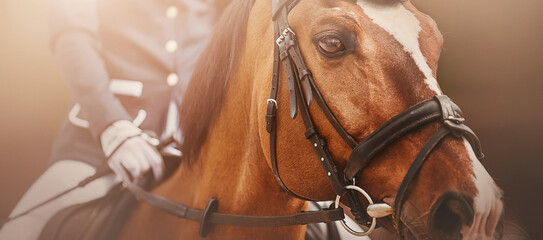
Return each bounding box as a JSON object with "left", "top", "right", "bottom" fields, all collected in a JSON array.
[
  {"left": 463, "top": 139, "right": 497, "bottom": 210},
  {"left": 356, "top": 0, "right": 442, "bottom": 94},
  {"left": 463, "top": 139, "right": 502, "bottom": 238}
]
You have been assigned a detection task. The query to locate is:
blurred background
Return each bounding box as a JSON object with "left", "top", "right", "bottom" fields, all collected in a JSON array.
[{"left": 0, "top": 0, "right": 541, "bottom": 238}]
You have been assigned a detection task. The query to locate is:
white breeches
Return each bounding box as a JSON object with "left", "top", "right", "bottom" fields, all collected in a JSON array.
[{"left": 0, "top": 160, "right": 119, "bottom": 240}]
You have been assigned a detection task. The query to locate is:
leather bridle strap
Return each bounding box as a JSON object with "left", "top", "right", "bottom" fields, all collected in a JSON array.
[
  {"left": 118, "top": 169, "right": 344, "bottom": 238},
  {"left": 344, "top": 95, "right": 484, "bottom": 180},
  {"left": 270, "top": 0, "right": 357, "bottom": 148},
  {"left": 266, "top": 21, "right": 312, "bottom": 201},
  {"left": 267, "top": 0, "right": 369, "bottom": 224}
]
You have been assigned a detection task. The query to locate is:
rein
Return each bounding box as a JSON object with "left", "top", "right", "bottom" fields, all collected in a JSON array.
[{"left": 116, "top": 169, "right": 344, "bottom": 238}]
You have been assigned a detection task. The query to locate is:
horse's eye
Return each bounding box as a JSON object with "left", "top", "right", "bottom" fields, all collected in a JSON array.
[{"left": 318, "top": 36, "right": 345, "bottom": 55}]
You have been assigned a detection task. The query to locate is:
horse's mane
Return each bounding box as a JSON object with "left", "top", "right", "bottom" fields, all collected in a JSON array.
[{"left": 179, "top": 0, "right": 257, "bottom": 163}]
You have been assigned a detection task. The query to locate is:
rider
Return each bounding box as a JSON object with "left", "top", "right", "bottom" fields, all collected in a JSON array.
[{"left": 0, "top": 0, "right": 222, "bottom": 239}]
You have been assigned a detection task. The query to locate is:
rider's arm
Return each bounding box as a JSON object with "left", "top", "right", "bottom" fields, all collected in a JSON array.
[
  {"left": 49, "top": 0, "right": 163, "bottom": 180},
  {"left": 49, "top": 0, "right": 131, "bottom": 139}
]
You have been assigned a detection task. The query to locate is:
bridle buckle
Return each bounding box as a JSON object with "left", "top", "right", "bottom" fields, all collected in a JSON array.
[
  {"left": 275, "top": 28, "right": 296, "bottom": 45},
  {"left": 267, "top": 99, "right": 278, "bottom": 109}
]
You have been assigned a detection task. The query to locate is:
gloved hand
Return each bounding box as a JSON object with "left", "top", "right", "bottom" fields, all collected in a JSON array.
[{"left": 101, "top": 120, "right": 164, "bottom": 181}]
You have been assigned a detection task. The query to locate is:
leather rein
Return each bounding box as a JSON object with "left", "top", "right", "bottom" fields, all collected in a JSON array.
[{"left": 116, "top": 0, "right": 485, "bottom": 238}]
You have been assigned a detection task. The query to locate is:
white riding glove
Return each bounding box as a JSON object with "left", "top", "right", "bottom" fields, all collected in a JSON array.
[{"left": 101, "top": 120, "right": 164, "bottom": 181}]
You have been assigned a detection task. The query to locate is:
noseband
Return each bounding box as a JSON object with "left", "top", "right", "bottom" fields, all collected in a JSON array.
[{"left": 266, "top": 0, "right": 485, "bottom": 236}]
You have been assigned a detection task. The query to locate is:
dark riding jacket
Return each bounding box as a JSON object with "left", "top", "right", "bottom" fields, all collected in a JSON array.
[{"left": 49, "top": 0, "right": 218, "bottom": 167}]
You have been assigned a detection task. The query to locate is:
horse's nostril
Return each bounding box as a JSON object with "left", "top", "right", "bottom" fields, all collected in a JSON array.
[{"left": 428, "top": 192, "right": 474, "bottom": 240}]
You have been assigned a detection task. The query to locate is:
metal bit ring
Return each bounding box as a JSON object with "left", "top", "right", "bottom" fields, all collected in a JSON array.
[{"left": 334, "top": 185, "right": 377, "bottom": 237}]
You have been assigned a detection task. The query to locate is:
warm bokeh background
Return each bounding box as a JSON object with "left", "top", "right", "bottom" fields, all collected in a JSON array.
[{"left": 0, "top": 0, "right": 541, "bottom": 238}]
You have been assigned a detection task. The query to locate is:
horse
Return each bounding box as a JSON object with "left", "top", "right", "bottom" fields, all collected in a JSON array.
[{"left": 119, "top": 0, "right": 504, "bottom": 239}]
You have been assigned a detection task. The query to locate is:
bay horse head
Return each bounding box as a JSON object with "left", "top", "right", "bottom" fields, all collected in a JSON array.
[{"left": 123, "top": 0, "right": 504, "bottom": 239}]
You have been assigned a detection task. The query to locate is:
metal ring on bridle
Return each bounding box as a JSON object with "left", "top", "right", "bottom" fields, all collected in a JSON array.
[{"left": 334, "top": 185, "right": 377, "bottom": 237}]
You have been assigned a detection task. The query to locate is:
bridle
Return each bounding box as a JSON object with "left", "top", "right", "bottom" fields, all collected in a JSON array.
[
  {"left": 120, "top": 0, "right": 485, "bottom": 238},
  {"left": 5, "top": 0, "right": 485, "bottom": 238},
  {"left": 265, "top": 0, "right": 485, "bottom": 237}
]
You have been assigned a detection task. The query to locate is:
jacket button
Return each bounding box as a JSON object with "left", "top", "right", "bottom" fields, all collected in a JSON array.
[
  {"left": 165, "top": 40, "right": 178, "bottom": 52},
  {"left": 166, "top": 6, "right": 178, "bottom": 19},
  {"left": 167, "top": 73, "right": 179, "bottom": 86}
]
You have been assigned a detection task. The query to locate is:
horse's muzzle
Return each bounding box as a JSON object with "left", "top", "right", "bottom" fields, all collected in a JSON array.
[{"left": 428, "top": 192, "right": 475, "bottom": 240}]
